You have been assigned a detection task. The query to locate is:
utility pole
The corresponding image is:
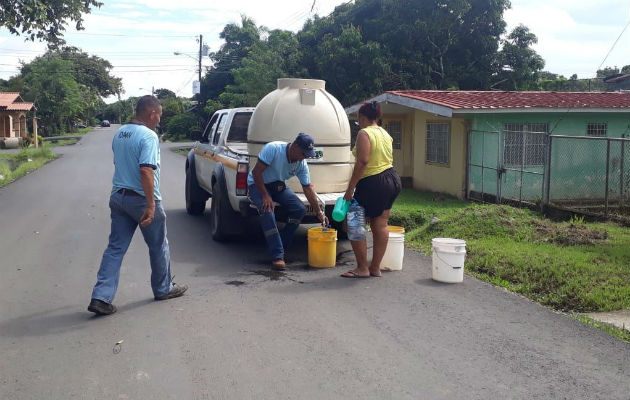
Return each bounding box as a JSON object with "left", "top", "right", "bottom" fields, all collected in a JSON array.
[{"left": 198, "top": 34, "right": 203, "bottom": 84}]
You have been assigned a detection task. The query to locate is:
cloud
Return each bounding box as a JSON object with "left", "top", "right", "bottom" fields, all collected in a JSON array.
[{"left": 505, "top": 0, "right": 630, "bottom": 77}]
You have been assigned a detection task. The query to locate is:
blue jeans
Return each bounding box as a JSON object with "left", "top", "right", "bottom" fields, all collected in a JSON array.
[
  {"left": 91, "top": 191, "right": 172, "bottom": 303},
  {"left": 248, "top": 184, "right": 305, "bottom": 261}
]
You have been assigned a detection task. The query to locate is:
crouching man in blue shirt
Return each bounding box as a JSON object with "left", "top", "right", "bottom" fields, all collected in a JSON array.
[{"left": 248, "top": 133, "right": 329, "bottom": 270}]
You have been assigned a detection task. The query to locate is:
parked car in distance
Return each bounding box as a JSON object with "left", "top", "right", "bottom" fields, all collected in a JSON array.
[{"left": 100, "top": 120, "right": 110, "bottom": 127}]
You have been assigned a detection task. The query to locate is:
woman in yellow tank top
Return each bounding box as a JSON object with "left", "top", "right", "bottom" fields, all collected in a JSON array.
[{"left": 341, "top": 101, "right": 402, "bottom": 278}]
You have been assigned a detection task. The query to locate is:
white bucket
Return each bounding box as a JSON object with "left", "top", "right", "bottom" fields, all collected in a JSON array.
[
  {"left": 432, "top": 238, "right": 466, "bottom": 283},
  {"left": 380, "top": 232, "right": 405, "bottom": 271}
]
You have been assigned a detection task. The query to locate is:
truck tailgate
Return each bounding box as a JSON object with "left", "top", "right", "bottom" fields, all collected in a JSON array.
[{"left": 295, "top": 192, "right": 345, "bottom": 215}]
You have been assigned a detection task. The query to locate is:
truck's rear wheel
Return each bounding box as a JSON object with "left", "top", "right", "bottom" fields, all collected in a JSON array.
[
  {"left": 209, "top": 181, "right": 233, "bottom": 241},
  {"left": 185, "top": 167, "right": 206, "bottom": 215}
]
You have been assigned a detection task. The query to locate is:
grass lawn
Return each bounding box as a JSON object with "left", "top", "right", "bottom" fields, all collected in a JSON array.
[
  {"left": 390, "top": 189, "right": 630, "bottom": 315},
  {"left": 78, "top": 127, "right": 93, "bottom": 135},
  {"left": 0, "top": 145, "right": 58, "bottom": 188}
]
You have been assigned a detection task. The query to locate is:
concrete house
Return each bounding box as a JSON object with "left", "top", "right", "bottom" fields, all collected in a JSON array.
[
  {"left": 0, "top": 92, "right": 35, "bottom": 139},
  {"left": 345, "top": 91, "right": 630, "bottom": 203},
  {"left": 603, "top": 74, "right": 630, "bottom": 91}
]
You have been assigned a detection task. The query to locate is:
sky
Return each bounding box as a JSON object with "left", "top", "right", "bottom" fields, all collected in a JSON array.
[{"left": 0, "top": 0, "right": 628, "bottom": 103}]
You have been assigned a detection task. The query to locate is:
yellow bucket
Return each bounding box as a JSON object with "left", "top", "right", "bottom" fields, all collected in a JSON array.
[
  {"left": 387, "top": 225, "right": 405, "bottom": 234},
  {"left": 307, "top": 227, "right": 338, "bottom": 268}
]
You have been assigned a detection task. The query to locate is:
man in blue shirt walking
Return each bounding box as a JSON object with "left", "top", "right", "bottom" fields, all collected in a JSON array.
[
  {"left": 248, "top": 133, "right": 329, "bottom": 270},
  {"left": 88, "top": 95, "right": 187, "bottom": 316}
]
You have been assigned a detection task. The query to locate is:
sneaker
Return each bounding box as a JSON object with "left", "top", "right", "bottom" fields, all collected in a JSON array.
[
  {"left": 87, "top": 298, "right": 117, "bottom": 315},
  {"left": 271, "top": 259, "right": 286, "bottom": 270},
  {"left": 155, "top": 283, "right": 188, "bottom": 301}
]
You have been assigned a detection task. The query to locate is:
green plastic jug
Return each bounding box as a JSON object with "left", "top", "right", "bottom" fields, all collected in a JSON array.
[{"left": 332, "top": 197, "right": 350, "bottom": 222}]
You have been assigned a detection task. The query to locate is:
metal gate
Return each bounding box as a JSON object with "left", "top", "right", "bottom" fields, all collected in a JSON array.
[
  {"left": 467, "top": 129, "right": 501, "bottom": 202},
  {"left": 467, "top": 127, "right": 547, "bottom": 205}
]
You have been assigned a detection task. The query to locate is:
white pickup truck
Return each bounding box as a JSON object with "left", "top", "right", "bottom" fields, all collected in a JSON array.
[{"left": 185, "top": 78, "right": 354, "bottom": 241}]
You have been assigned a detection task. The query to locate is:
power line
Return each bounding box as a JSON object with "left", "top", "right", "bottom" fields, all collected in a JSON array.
[
  {"left": 0, "top": 48, "right": 191, "bottom": 55},
  {"left": 597, "top": 19, "right": 630, "bottom": 72},
  {"left": 0, "top": 63, "right": 196, "bottom": 68},
  {"left": 65, "top": 32, "right": 196, "bottom": 38},
  {"left": 0, "top": 68, "right": 197, "bottom": 74},
  {"left": 175, "top": 76, "right": 195, "bottom": 96}
]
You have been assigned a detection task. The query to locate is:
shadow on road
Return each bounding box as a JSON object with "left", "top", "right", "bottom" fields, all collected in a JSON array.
[
  {"left": 165, "top": 207, "right": 356, "bottom": 279},
  {"left": 0, "top": 299, "right": 154, "bottom": 338}
]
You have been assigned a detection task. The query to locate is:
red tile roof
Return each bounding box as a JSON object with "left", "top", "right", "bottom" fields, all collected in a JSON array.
[
  {"left": 6, "top": 103, "right": 35, "bottom": 111},
  {"left": 387, "top": 90, "right": 630, "bottom": 110},
  {"left": 0, "top": 92, "right": 34, "bottom": 111}
]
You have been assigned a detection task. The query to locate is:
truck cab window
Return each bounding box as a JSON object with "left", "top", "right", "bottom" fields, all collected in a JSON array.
[
  {"left": 202, "top": 114, "right": 219, "bottom": 143},
  {"left": 212, "top": 114, "right": 227, "bottom": 146},
  {"left": 227, "top": 112, "right": 252, "bottom": 143}
]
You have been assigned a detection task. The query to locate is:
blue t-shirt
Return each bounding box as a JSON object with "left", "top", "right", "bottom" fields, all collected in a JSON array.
[
  {"left": 247, "top": 142, "right": 311, "bottom": 187},
  {"left": 111, "top": 123, "right": 162, "bottom": 200}
]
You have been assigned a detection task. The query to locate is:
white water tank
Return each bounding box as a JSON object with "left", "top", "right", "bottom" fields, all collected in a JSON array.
[{"left": 247, "top": 78, "right": 352, "bottom": 193}]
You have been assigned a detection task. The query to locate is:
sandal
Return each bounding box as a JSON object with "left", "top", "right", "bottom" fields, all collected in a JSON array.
[
  {"left": 271, "top": 259, "right": 286, "bottom": 270},
  {"left": 340, "top": 270, "right": 370, "bottom": 278}
]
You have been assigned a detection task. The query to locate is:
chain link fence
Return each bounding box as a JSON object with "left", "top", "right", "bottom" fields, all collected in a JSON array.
[
  {"left": 467, "top": 129, "right": 630, "bottom": 222},
  {"left": 546, "top": 135, "right": 630, "bottom": 220}
]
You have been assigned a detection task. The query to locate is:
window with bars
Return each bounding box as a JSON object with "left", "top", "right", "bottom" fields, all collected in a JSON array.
[
  {"left": 503, "top": 123, "right": 547, "bottom": 166},
  {"left": 426, "top": 122, "right": 450, "bottom": 164},
  {"left": 587, "top": 122, "right": 607, "bottom": 137},
  {"left": 386, "top": 121, "right": 402, "bottom": 149}
]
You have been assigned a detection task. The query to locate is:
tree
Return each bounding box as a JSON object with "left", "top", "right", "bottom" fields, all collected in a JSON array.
[
  {"left": 493, "top": 25, "right": 545, "bottom": 90},
  {"left": 15, "top": 47, "right": 120, "bottom": 127},
  {"left": 53, "top": 47, "right": 122, "bottom": 97},
  {"left": 0, "top": 0, "right": 103, "bottom": 47},
  {"left": 165, "top": 113, "right": 198, "bottom": 141},
  {"left": 21, "top": 56, "right": 82, "bottom": 135},
  {"left": 0, "top": 76, "right": 25, "bottom": 93},
  {"left": 53, "top": 46, "right": 120, "bottom": 123},
  {"left": 310, "top": 24, "right": 389, "bottom": 104},
  {"left": 200, "top": 15, "right": 262, "bottom": 105},
  {"left": 596, "top": 67, "right": 620, "bottom": 78},
  {"left": 160, "top": 97, "right": 185, "bottom": 129},
  {"left": 220, "top": 29, "right": 306, "bottom": 107},
  {"left": 297, "top": 0, "right": 512, "bottom": 100},
  {"left": 154, "top": 88, "right": 177, "bottom": 100},
  {"left": 203, "top": 100, "right": 223, "bottom": 118}
]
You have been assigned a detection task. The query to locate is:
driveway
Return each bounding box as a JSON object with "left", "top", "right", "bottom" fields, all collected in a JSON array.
[{"left": 0, "top": 128, "right": 628, "bottom": 399}]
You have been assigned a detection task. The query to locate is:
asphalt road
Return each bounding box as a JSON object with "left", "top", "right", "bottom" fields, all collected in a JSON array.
[{"left": 1, "top": 127, "right": 628, "bottom": 400}]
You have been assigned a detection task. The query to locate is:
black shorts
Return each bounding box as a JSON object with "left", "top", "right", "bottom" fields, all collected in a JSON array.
[{"left": 354, "top": 168, "right": 402, "bottom": 218}]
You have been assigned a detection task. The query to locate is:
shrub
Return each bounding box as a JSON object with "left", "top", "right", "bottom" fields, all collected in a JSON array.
[
  {"left": 165, "top": 113, "right": 198, "bottom": 141},
  {"left": 20, "top": 136, "right": 31, "bottom": 148}
]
